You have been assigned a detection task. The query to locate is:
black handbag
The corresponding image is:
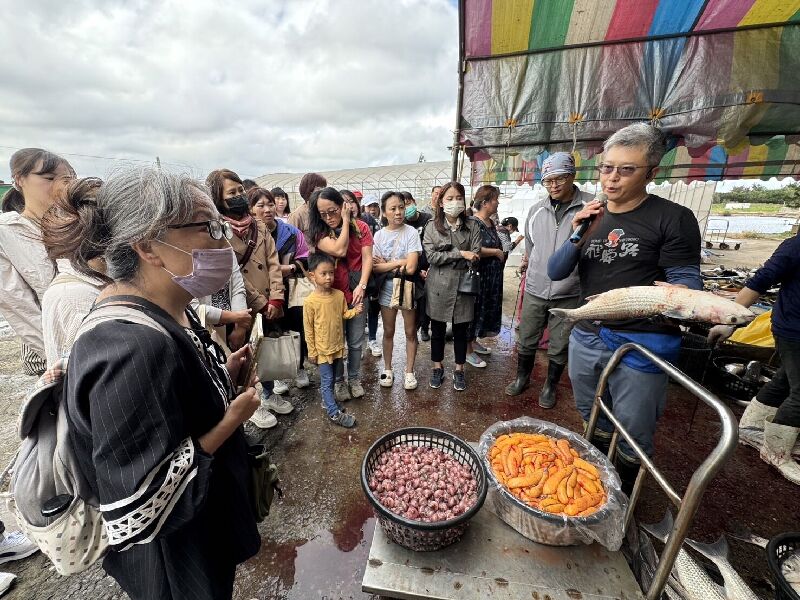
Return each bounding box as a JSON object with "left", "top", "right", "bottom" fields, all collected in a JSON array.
[{"left": 457, "top": 267, "right": 480, "bottom": 296}]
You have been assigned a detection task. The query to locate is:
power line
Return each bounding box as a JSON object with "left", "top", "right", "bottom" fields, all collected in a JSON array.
[{"left": 0, "top": 145, "right": 201, "bottom": 171}]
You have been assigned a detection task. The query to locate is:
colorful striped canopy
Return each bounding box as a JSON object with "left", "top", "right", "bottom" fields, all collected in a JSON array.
[{"left": 458, "top": 0, "right": 800, "bottom": 183}]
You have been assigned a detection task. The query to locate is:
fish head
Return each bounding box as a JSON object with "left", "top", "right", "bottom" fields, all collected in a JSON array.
[
  {"left": 692, "top": 292, "right": 757, "bottom": 325},
  {"left": 717, "top": 304, "right": 756, "bottom": 325}
]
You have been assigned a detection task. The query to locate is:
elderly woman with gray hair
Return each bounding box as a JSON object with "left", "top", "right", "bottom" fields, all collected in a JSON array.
[
  {"left": 56, "top": 167, "right": 261, "bottom": 599},
  {"left": 547, "top": 123, "right": 702, "bottom": 494}
]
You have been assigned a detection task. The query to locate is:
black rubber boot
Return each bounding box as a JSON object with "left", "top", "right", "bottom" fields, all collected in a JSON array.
[
  {"left": 614, "top": 454, "right": 641, "bottom": 497},
  {"left": 505, "top": 354, "right": 535, "bottom": 396},
  {"left": 588, "top": 434, "right": 612, "bottom": 456},
  {"left": 538, "top": 361, "right": 566, "bottom": 409}
]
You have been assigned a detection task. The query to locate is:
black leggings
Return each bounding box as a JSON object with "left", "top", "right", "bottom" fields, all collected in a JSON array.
[
  {"left": 280, "top": 306, "right": 307, "bottom": 364},
  {"left": 430, "top": 320, "right": 468, "bottom": 365}
]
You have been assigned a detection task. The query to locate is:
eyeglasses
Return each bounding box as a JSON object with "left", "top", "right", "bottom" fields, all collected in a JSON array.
[
  {"left": 168, "top": 219, "right": 233, "bottom": 240},
  {"left": 542, "top": 175, "right": 571, "bottom": 188},
  {"left": 598, "top": 164, "right": 653, "bottom": 177},
  {"left": 319, "top": 207, "right": 342, "bottom": 218}
]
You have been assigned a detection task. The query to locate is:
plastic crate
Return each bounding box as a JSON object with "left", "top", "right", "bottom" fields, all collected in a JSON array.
[{"left": 767, "top": 532, "right": 800, "bottom": 600}]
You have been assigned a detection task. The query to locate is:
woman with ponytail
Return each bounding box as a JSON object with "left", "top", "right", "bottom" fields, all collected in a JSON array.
[{"left": 0, "top": 147, "right": 75, "bottom": 375}]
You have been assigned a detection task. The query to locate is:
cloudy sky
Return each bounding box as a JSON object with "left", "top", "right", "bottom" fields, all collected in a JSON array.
[{"left": 0, "top": 0, "right": 458, "bottom": 181}]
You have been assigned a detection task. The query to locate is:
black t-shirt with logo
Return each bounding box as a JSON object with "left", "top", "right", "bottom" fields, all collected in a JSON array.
[{"left": 577, "top": 194, "right": 701, "bottom": 333}]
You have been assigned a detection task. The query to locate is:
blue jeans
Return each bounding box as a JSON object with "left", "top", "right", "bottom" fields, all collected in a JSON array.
[
  {"left": 319, "top": 359, "right": 341, "bottom": 417},
  {"left": 336, "top": 310, "right": 366, "bottom": 383},
  {"left": 568, "top": 330, "right": 668, "bottom": 462}
]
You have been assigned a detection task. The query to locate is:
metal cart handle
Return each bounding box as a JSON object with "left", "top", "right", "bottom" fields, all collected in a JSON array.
[{"left": 585, "top": 342, "right": 738, "bottom": 600}]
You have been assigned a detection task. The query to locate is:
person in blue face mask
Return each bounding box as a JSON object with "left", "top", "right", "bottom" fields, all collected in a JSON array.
[{"left": 402, "top": 191, "right": 431, "bottom": 231}]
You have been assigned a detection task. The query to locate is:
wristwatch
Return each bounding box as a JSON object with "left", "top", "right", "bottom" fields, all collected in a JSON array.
[{"left": 359, "top": 283, "right": 367, "bottom": 290}]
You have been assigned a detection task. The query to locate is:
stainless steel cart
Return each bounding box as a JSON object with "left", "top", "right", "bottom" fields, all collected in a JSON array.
[{"left": 362, "top": 343, "right": 738, "bottom": 600}]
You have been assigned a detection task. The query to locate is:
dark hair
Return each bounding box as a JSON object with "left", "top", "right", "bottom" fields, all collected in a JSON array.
[
  {"left": 242, "top": 179, "right": 258, "bottom": 191},
  {"left": 247, "top": 186, "right": 274, "bottom": 209},
  {"left": 431, "top": 185, "right": 441, "bottom": 193},
  {"left": 401, "top": 191, "right": 414, "bottom": 203},
  {"left": 380, "top": 191, "right": 404, "bottom": 226},
  {"left": 270, "top": 187, "right": 291, "bottom": 215},
  {"left": 308, "top": 252, "right": 335, "bottom": 272},
  {"left": 472, "top": 184, "right": 499, "bottom": 211},
  {"left": 340, "top": 189, "right": 361, "bottom": 217},
  {"left": 2, "top": 148, "right": 75, "bottom": 213},
  {"left": 205, "top": 169, "right": 243, "bottom": 210},
  {"left": 40, "top": 177, "right": 110, "bottom": 282},
  {"left": 309, "top": 187, "right": 360, "bottom": 243},
  {"left": 433, "top": 181, "right": 467, "bottom": 235},
  {"left": 501, "top": 216, "right": 519, "bottom": 230},
  {"left": 299, "top": 172, "right": 327, "bottom": 201}
]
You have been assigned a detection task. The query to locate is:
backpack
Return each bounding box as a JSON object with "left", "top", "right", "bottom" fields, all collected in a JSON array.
[{"left": 2, "top": 304, "right": 166, "bottom": 575}]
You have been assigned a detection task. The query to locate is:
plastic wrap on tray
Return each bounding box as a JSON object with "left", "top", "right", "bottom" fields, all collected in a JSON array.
[{"left": 478, "top": 416, "right": 628, "bottom": 550}]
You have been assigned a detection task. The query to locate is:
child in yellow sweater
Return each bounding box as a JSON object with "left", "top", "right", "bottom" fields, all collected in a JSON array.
[{"left": 303, "top": 254, "right": 363, "bottom": 427}]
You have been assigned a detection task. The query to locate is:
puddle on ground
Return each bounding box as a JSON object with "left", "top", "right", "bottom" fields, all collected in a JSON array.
[{"left": 236, "top": 498, "right": 377, "bottom": 599}]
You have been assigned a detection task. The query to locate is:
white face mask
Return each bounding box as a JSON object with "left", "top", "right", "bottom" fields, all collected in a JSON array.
[
  {"left": 156, "top": 240, "right": 234, "bottom": 298},
  {"left": 443, "top": 200, "right": 465, "bottom": 217}
]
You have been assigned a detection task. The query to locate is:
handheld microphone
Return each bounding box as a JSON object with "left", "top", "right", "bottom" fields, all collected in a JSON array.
[{"left": 569, "top": 192, "right": 607, "bottom": 244}]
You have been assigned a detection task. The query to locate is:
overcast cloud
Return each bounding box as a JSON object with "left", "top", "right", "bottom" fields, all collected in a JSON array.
[{"left": 0, "top": 0, "right": 458, "bottom": 180}]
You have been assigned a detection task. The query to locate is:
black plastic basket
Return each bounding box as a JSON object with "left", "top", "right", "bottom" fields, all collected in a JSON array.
[
  {"left": 708, "top": 355, "right": 777, "bottom": 401},
  {"left": 361, "top": 427, "right": 488, "bottom": 552},
  {"left": 677, "top": 332, "right": 713, "bottom": 382},
  {"left": 767, "top": 532, "right": 800, "bottom": 600}
]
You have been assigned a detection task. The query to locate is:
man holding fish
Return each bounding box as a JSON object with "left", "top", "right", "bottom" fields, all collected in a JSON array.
[{"left": 547, "top": 123, "right": 704, "bottom": 493}]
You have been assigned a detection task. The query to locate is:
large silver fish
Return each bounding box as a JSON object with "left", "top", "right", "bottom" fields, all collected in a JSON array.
[
  {"left": 549, "top": 286, "right": 755, "bottom": 325},
  {"left": 781, "top": 552, "right": 800, "bottom": 593},
  {"left": 685, "top": 536, "right": 760, "bottom": 600},
  {"left": 638, "top": 526, "right": 692, "bottom": 600},
  {"left": 641, "top": 511, "right": 726, "bottom": 600}
]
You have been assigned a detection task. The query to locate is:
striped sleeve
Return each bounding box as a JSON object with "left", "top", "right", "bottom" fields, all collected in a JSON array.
[{"left": 71, "top": 322, "right": 214, "bottom": 551}]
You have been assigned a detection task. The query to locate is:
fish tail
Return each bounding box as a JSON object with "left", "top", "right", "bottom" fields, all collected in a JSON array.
[
  {"left": 548, "top": 308, "right": 574, "bottom": 321},
  {"left": 641, "top": 509, "right": 674, "bottom": 543},
  {"left": 685, "top": 536, "right": 730, "bottom": 564}
]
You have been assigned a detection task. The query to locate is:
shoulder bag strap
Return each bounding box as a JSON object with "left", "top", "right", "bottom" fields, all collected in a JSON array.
[{"left": 238, "top": 220, "right": 259, "bottom": 267}]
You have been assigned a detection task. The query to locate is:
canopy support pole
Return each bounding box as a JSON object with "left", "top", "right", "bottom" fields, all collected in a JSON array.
[{"left": 451, "top": 0, "right": 466, "bottom": 182}]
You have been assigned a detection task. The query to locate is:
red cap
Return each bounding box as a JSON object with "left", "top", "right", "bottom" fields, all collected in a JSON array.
[{"left": 353, "top": 191, "right": 363, "bottom": 199}]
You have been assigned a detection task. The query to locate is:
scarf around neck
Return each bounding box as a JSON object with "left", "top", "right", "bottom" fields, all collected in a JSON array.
[{"left": 223, "top": 214, "right": 253, "bottom": 239}]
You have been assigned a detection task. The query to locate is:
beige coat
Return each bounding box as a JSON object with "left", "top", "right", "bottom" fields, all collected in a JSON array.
[
  {"left": 229, "top": 220, "right": 285, "bottom": 313},
  {"left": 422, "top": 218, "right": 482, "bottom": 324},
  {"left": 0, "top": 211, "right": 55, "bottom": 354},
  {"left": 287, "top": 202, "right": 313, "bottom": 249}
]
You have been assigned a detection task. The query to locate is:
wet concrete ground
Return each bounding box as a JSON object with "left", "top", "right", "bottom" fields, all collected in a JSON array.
[{"left": 0, "top": 269, "right": 796, "bottom": 598}]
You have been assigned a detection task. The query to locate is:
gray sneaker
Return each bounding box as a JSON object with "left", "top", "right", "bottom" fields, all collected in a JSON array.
[
  {"left": 294, "top": 368, "right": 310, "bottom": 389},
  {"left": 330, "top": 409, "right": 356, "bottom": 428},
  {"left": 264, "top": 394, "right": 293, "bottom": 415},
  {"left": 334, "top": 382, "right": 351, "bottom": 402},
  {"left": 349, "top": 381, "right": 365, "bottom": 398}
]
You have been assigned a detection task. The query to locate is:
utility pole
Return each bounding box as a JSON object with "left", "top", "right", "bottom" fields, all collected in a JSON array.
[{"left": 156, "top": 156, "right": 162, "bottom": 170}]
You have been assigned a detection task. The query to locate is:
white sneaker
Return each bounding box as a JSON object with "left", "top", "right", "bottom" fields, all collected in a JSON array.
[
  {"left": 0, "top": 572, "right": 15, "bottom": 597},
  {"left": 369, "top": 340, "right": 382, "bottom": 357},
  {"left": 379, "top": 370, "right": 394, "bottom": 387},
  {"left": 295, "top": 368, "right": 310, "bottom": 389},
  {"left": 249, "top": 406, "right": 277, "bottom": 429},
  {"left": 0, "top": 532, "right": 38, "bottom": 565},
  {"left": 404, "top": 372, "right": 418, "bottom": 390},
  {"left": 273, "top": 380, "right": 290, "bottom": 394},
  {"left": 264, "top": 394, "right": 293, "bottom": 415}
]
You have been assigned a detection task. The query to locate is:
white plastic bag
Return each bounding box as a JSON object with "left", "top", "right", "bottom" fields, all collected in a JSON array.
[
  {"left": 250, "top": 315, "right": 300, "bottom": 382},
  {"left": 478, "top": 416, "right": 628, "bottom": 550}
]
